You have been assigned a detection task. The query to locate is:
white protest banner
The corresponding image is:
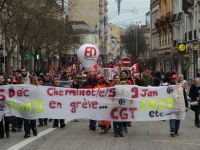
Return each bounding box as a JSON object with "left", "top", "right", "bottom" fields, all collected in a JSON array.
[{"left": 0, "top": 84, "right": 186, "bottom": 121}]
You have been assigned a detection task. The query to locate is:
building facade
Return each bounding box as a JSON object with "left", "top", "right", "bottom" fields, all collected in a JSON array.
[
  {"left": 150, "top": 0, "right": 160, "bottom": 70},
  {"left": 68, "top": 0, "right": 109, "bottom": 61}
]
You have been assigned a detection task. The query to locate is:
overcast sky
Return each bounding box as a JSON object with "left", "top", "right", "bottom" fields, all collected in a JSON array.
[{"left": 107, "top": 0, "right": 150, "bottom": 27}]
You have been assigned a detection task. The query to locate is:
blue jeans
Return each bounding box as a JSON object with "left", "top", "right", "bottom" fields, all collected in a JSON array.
[
  {"left": 12, "top": 117, "right": 23, "bottom": 129},
  {"left": 39, "top": 118, "right": 48, "bottom": 125},
  {"left": 90, "top": 120, "right": 96, "bottom": 126},
  {"left": 170, "top": 119, "right": 180, "bottom": 133},
  {"left": 24, "top": 119, "right": 36, "bottom": 134},
  {"left": 113, "top": 122, "right": 123, "bottom": 135}
]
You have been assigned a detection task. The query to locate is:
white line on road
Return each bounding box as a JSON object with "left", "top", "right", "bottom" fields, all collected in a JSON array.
[{"left": 6, "top": 120, "right": 72, "bottom": 150}]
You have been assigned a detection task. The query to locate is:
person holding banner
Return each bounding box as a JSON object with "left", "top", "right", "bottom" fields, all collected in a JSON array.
[
  {"left": 170, "top": 74, "right": 189, "bottom": 137},
  {"left": 37, "top": 78, "right": 48, "bottom": 127},
  {"left": 120, "top": 70, "right": 132, "bottom": 132},
  {"left": 141, "top": 70, "right": 153, "bottom": 86},
  {"left": 16, "top": 67, "right": 38, "bottom": 138},
  {"left": 52, "top": 78, "right": 66, "bottom": 128},
  {"left": 95, "top": 74, "right": 111, "bottom": 132},
  {"left": 111, "top": 75, "right": 124, "bottom": 137},
  {"left": 0, "top": 75, "right": 10, "bottom": 138},
  {"left": 189, "top": 78, "right": 200, "bottom": 127},
  {"left": 82, "top": 71, "right": 97, "bottom": 130}
]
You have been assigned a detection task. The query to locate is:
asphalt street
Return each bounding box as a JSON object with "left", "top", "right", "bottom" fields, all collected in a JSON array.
[{"left": 1, "top": 109, "right": 200, "bottom": 150}]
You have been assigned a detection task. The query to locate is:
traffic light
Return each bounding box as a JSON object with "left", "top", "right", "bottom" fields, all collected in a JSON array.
[{"left": 37, "top": 54, "right": 40, "bottom": 60}]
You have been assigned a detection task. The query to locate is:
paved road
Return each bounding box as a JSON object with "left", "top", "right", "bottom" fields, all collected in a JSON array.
[{"left": 1, "top": 109, "right": 200, "bottom": 150}]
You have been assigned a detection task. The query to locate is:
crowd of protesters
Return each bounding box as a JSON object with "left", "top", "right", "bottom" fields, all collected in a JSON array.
[{"left": 0, "top": 66, "right": 198, "bottom": 139}]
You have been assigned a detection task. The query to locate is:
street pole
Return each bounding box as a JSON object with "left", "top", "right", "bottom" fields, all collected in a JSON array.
[
  {"left": 74, "top": 44, "right": 75, "bottom": 65},
  {"left": 136, "top": 25, "right": 137, "bottom": 55},
  {"left": 17, "top": 35, "right": 19, "bottom": 69}
]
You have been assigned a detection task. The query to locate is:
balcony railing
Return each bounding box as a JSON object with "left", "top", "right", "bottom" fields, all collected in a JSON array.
[
  {"left": 99, "top": 16, "right": 104, "bottom": 23},
  {"left": 99, "top": 9, "right": 103, "bottom": 14},
  {"left": 104, "top": 6, "right": 108, "bottom": 12},
  {"left": 165, "top": 11, "right": 172, "bottom": 22},
  {"left": 177, "top": 12, "right": 183, "bottom": 21},
  {"left": 183, "top": 0, "right": 194, "bottom": 14},
  {"left": 171, "top": 14, "right": 177, "bottom": 22},
  {"left": 105, "top": 0, "right": 108, "bottom": 5},
  {"left": 160, "top": 15, "right": 166, "bottom": 25},
  {"left": 99, "top": 0, "right": 103, "bottom": 6},
  {"left": 154, "top": 18, "right": 160, "bottom": 28}
]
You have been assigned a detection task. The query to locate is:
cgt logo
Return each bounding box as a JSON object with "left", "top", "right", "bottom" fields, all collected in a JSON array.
[
  {"left": 84, "top": 47, "right": 97, "bottom": 60},
  {"left": 109, "top": 70, "right": 117, "bottom": 79},
  {"left": 0, "top": 103, "right": 6, "bottom": 111},
  {"left": 167, "top": 87, "right": 173, "bottom": 94}
]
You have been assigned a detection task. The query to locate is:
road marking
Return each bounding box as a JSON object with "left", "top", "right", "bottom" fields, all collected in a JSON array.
[
  {"left": 152, "top": 140, "right": 200, "bottom": 146},
  {"left": 6, "top": 120, "right": 72, "bottom": 150}
]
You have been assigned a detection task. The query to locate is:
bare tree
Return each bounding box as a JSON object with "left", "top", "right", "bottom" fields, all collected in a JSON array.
[
  {"left": 121, "top": 24, "right": 147, "bottom": 63},
  {"left": 0, "top": 0, "right": 82, "bottom": 75}
]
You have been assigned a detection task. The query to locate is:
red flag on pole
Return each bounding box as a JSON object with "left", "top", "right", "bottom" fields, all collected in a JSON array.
[{"left": 130, "top": 62, "right": 139, "bottom": 72}]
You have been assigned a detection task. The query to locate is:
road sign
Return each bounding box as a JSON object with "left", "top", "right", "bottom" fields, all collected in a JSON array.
[{"left": 121, "top": 57, "right": 131, "bottom": 67}]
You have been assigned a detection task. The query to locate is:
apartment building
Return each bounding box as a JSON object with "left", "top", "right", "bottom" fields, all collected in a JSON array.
[{"left": 68, "top": 0, "right": 109, "bottom": 58}]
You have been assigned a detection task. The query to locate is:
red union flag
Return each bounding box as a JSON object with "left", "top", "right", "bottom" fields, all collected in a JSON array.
[
  {"left": 130, "top": 62, "right": 139, "bottom": 72},
  {"left": 90, "top": 64, "right": 101, "bottom": 73}
]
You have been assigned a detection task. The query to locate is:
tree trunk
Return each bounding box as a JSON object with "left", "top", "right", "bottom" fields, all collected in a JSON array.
[
  {"left": 48, "top": 56, "right": 52, "bottom": 72},
  {"left": 5, "top": 55, "right": 11, "bottom": 77},
  {"left": 21, "top": 54, "right": 25, "bottom": 68},
  {"left": 40, "top": 55, "right": 45, "bottom": 73},
  {"left": 33, "top": 56, "right": 37, "bottom": 72}
]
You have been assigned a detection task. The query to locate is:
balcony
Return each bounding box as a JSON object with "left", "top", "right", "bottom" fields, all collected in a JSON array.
[
  {"left": 99, "top": 0, "right": 103, "bottom": 6},
  {"left": 99, "top": 9, "right": 103, "bottom": 14},
  {"left": 104, "top": 6, "right": 108, "bottom": 12},
  {"left": 171, "top": 14, "right": 177, "bottom": 23},
  {"left": 99, "top": 16, "right": 104, "bottom": 23},
  {"left": 183, "top": 0, "right": 194, "bottom": 14},
  {"left": 160, "top": 15, "right": 166, "bottom": 25},
  {"left": 151, "top": 0, "right": 158, "bottom": 5},
  {"left": 189, "top": 31, "right": 192, "bottom": 41},
  {"left": 104, "top": 14, "right": 108, "bottom": 20},
  {"left": 104, "top": 27, "right": 108, "bottom": 33},
  {"left": 105, "top": 0, "right": 108, "bottom": 5},
  {"left": 165, "top": 11, "right": 172, "bottom": 22},
  {"left": 177, "top": 12, "right": 183, "bottom": 21},
  {"left": 154, "top": 18, "right": 160, "bottom": 27}
]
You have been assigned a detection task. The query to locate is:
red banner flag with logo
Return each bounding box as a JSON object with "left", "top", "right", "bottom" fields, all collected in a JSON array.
[
  {"left": 90, "top": 64, "right": 101, "bottom": 73},
  {"left": 130, "top": 62, "right": 139, "bottom": 72}
]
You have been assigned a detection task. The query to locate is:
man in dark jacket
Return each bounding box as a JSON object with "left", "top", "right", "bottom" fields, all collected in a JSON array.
[
  {"left": 189, "top": 77, "right": 200, "bottom": 127},
  {"left": 0, "top": 75, "right": 10, "bottom": 138},
  {"left": 17, "top": 67, "right": 38, "bottom": 138},
  {"left": 153, "top": 71, "right": 161, "bottom": 86},
  {"left": 82, "top": 71, "right": 97, "bottom": 130}
]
